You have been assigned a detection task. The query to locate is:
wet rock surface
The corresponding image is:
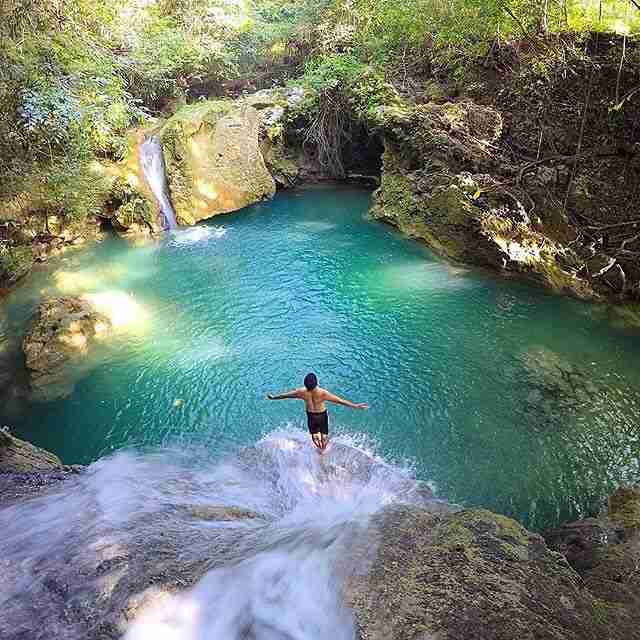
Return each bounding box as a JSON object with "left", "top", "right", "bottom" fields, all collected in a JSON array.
[
  {"left": 0, "top": 429, "right": 62, "bottom": 473},
  {"left": 184, "top": 505, "right": 263, "bottom": 521},
  {"left": 1, "top": 432, "right": 639, "bottom": 640},
  {"left": 545, "top": 486, "right": 640, "bottom": 639},
  {"left": 347, "top": 505, "right": 615, "bottom": 640},
  {"left": 22, "top": 296, "right": 112, "bottom": 401},
  {"left": 0, "top": 430, "right": 78, "bottom": 508}
]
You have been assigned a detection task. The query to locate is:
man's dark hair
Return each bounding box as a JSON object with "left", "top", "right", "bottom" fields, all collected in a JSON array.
[{"left": 304, "top": 372, "right": 318, "bottom": 391}]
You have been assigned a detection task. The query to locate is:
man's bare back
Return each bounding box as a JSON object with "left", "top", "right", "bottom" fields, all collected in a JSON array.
[{"left": 267, "top": 372, "right": 368, "bottom": 451}]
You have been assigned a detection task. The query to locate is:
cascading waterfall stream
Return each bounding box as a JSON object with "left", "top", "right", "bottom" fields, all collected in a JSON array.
[
  {"left": 139, "top": 136, "right": 178, "bottom": 231},
  {"left": 0, "top": 430, "right": 433, "bottom": 640}
]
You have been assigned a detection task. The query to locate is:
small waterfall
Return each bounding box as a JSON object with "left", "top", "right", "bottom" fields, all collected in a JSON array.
[
  {"left": 0, "top": 429, "right": 434, "bottom": 640},
  {"left": 139, "top": 136, "right": 178, "bottom": 230}
]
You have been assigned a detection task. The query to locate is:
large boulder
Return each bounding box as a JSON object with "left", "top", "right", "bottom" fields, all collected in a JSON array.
[
  {"left": 22, "top": 296, "right": 112, "bottom": 401},
  {"left": 347, "top": 506, "right": 614, "bottom": 640},
  {"left": 107, "top": 91, "right": 306, "bottom": 234},
  {"left": 159, "top": 100, "right": 276, "bottom": 224}
]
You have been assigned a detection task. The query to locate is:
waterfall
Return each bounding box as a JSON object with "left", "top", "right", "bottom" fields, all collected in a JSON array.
[
  {"left": 0, "top": 429, "right": 434, "bottom": 640},
  {"left": 139, "top": 136, "right": 178, "bottom": 230}
]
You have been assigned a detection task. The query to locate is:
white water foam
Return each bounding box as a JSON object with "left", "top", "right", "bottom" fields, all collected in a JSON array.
[
  {"left": 0, "top": 430, "right": 431, "bottom": 640},
  {"left": 169, "top": 226, "right": 228, "bottom": 247}
]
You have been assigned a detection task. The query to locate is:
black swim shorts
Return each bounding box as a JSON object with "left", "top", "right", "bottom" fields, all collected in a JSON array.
[{"left": 307, "top": 410, "right": 329, "bottom": 435}]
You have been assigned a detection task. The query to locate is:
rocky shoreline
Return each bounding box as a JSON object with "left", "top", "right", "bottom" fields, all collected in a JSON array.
[
  {"left": 3, "top": 74, "right": 640, "bottom": 325},
  {"left": 1, "top": 430, "right": 638, "bottom": 640}
]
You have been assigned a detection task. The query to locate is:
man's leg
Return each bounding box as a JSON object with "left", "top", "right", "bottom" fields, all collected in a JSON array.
[{"left": 320, "top": 433, "right": 329, "bottom": 450}]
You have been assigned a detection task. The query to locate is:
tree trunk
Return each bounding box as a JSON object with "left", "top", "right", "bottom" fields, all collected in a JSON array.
[{"left": 540, "top": 0, "right": 549, "bottom": 34}]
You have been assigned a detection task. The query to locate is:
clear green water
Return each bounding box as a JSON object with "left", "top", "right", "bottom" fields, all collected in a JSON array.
[{"left": 1, "top": 187, "right": 639, "bottom": 529}]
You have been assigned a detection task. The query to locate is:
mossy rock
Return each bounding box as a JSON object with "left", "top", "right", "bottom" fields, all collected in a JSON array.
[
  {"left": 609, "top": 486, "right": 640, "bottom": 531},
  {"left": 608, "top": 304, "right": 640, "bottom": 331},
  {"left": 347, "top": 505, "right": 610, "bottom": 640},
  {"left": 159, "top": 99, "right": 276, "bottom": 224},
  {"left": 102, "top": 133, "right": 164, "bottom": 234},
  {"left": 22, "top": 296, "right": 112, "bottom": 401},
  {"left": 261, "top": 138, "right": 301, "bottom": 188},
  {"left": 371, "top": 139, "right": 597, "bottom": 300},
  {"left": 109, "top": 177, "right": 157, "bottom": 234},
  {"left": 0, "top": 429, "right": 62, "bottom": 472},
  {"left": 184, "top": 505, "right": 263, "bottom": 522}
]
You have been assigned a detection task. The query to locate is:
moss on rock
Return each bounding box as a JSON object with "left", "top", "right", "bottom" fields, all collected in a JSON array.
[
  {"left": 22, "top": 296, "right": 112, "bottom": 401},
  {"left": 102, "top": 133, "right": 164, "bottom": 235},
  {"left": 0, "top": 429, "right": 62, "bottom": 472},
  {"left": 369, "top": 101, "right": 599, "bottom": 300},
  {"left": 158, "top": 99, "right": 276, "bottom": 224},
  {"left": 608, "top": 486, "right": 640, "bottom": 532},
  {"left": 545, "top": 488, "right": 640, "bottom": 639},
  {"left": 347, "top": 505, "right": 609, "bottom": 640},
  {"left": 0, "top": 244, "right": 35, "bottom": 288}
]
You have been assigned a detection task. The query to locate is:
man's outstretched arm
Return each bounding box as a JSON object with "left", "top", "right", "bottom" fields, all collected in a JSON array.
[
  {"left": 324, "top": 391, "right": 368, "bottom": 410},
  {"left": 267, "top": 389, "right": 303, "bottom": 400}
]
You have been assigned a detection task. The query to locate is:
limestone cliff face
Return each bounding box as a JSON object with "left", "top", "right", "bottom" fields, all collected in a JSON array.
[{"left": 369, "top": 102, "right": 598, "bottom": 300}]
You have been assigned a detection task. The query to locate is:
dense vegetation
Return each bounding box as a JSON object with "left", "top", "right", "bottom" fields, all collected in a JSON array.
[{"left": 1, "top": 0, "right": 639, "bottom": 287}]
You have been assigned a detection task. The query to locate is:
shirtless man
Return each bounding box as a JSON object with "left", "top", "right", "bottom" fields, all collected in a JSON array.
[{"left": 267, "top": 372, "right": 368, "bottom": 451}]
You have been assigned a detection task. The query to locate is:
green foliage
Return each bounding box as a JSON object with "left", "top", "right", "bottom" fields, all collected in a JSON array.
[
  {"left": 0, "top": 243, "right": 34, "bottom": 285},
  {"left": 290, "top": 53, "right": 399, "bottom": 176},
  {"left": 37, "top": 164, "right": 111, "bottom": 221},
  {"left": 299, "top": 53, "right": 399, "bottom": 120},
  {"left": 1, "top": 0, "right": 639, "bottom": 233}
]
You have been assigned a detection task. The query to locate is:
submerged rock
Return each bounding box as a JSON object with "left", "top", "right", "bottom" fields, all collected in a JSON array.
[
  {"left": 608, "top": 304, "right": 640, "bottom": 332},
  {"left": 22, "top": 296, "right": 112, "bottom": 401},
  {"left": 184, "top": 505, "right": 263, "bottom": 522},
  {"left": 518, "top": 346, "right": 600, "bottom": 417}
]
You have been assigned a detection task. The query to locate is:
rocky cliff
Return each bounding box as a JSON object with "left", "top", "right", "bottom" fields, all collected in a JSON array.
[{"left": 367, "top": 39, "right": 640, "bottom": 306}]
